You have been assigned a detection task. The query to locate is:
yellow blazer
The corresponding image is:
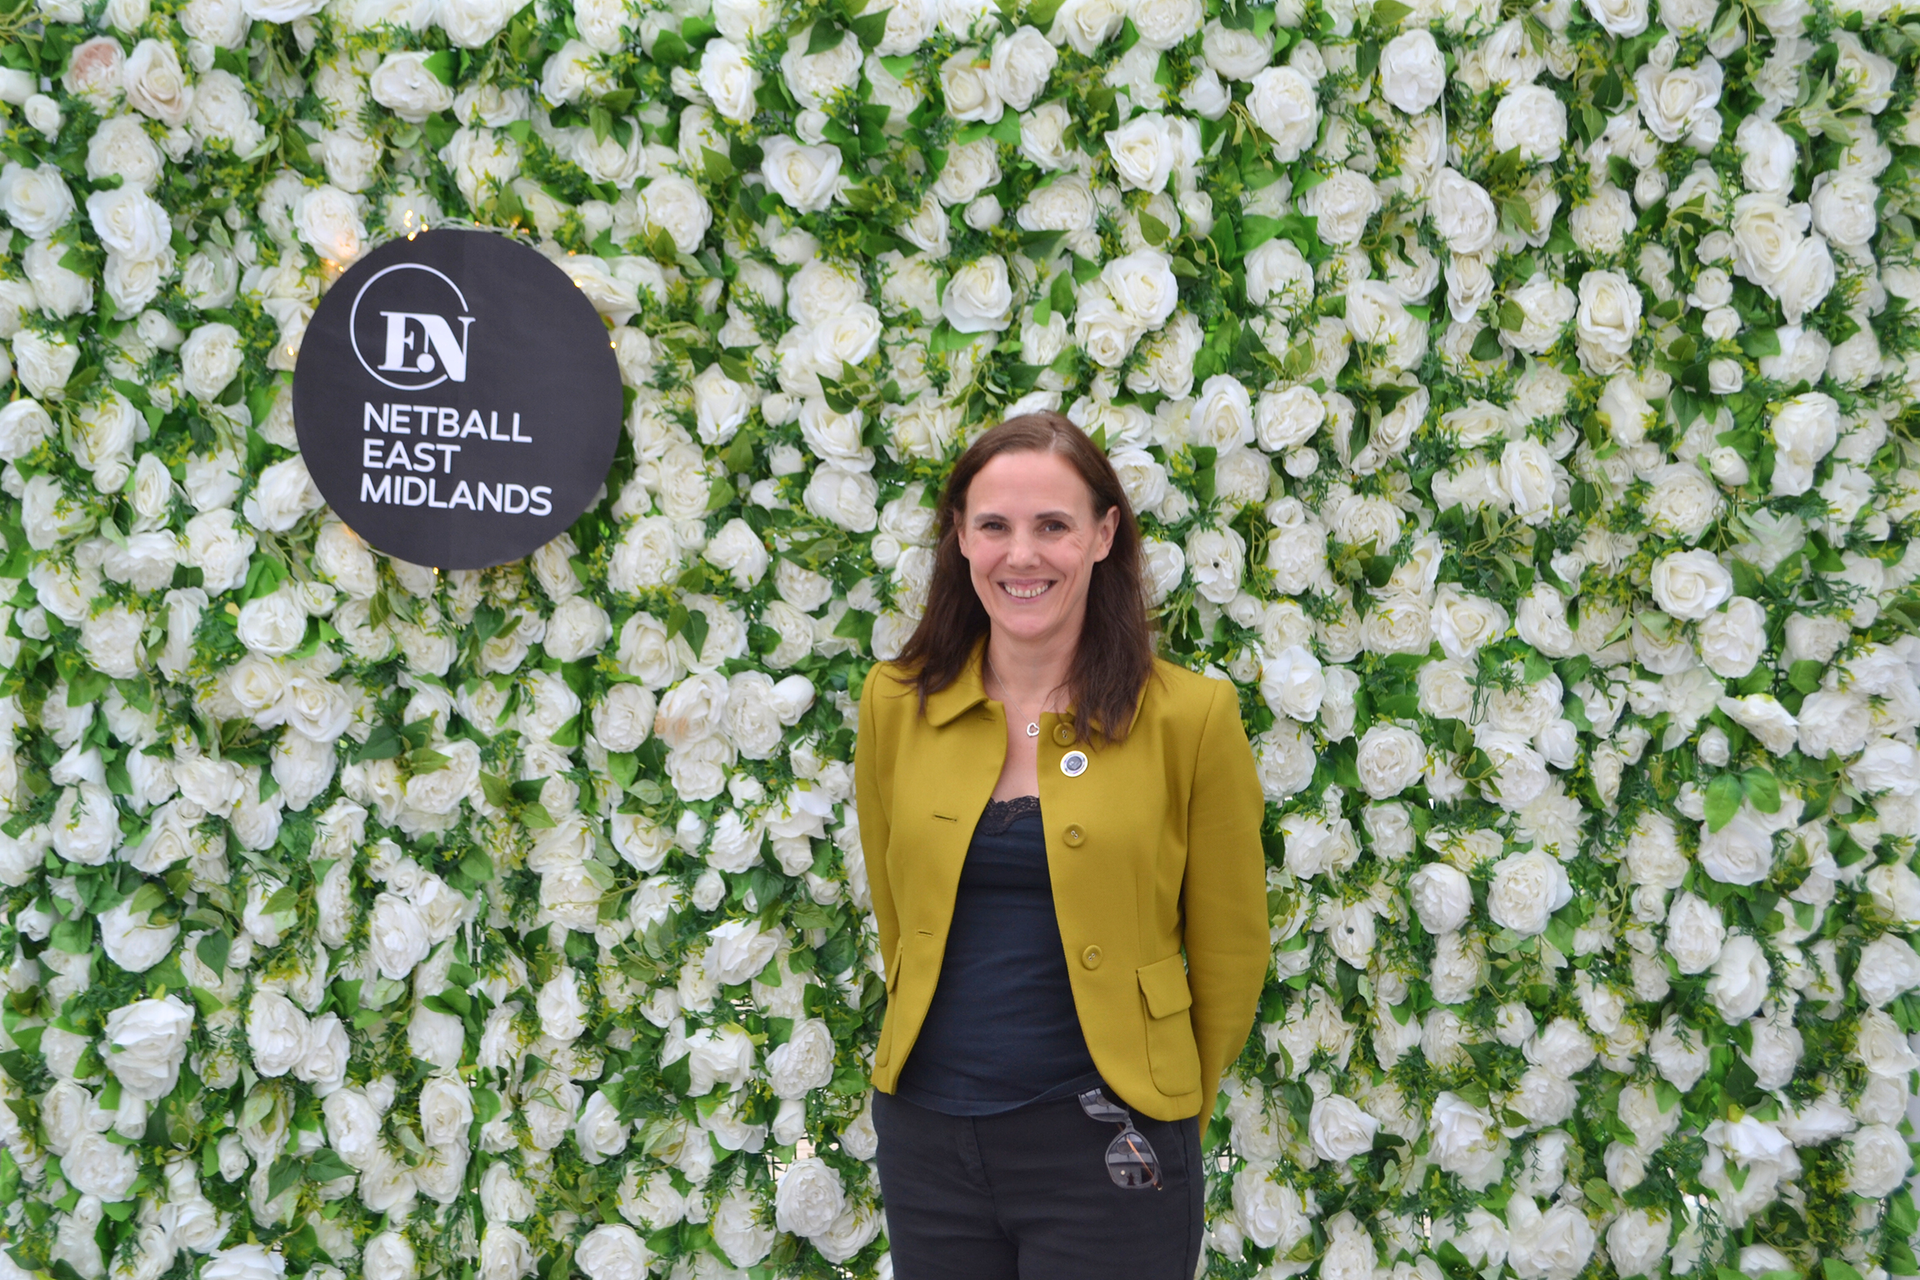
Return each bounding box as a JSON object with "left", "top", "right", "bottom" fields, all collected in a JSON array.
[{"left": 853, "top": 638, "right": 1270, "bottom": 1123}]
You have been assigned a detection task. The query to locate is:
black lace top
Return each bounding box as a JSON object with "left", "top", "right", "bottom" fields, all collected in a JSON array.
[{"left": 894, "top": 793, "right": 1103, "bottom": 1115}]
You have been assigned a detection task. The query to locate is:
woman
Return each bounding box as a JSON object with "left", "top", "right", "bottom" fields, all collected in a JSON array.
[{"left": 853, "top": 412, "right": 1270, "bottom": 1279}]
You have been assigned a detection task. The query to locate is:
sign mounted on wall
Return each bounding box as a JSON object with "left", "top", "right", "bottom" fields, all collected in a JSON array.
[{"left": 293, "top": 228, "right": 624, "bottom": 570}]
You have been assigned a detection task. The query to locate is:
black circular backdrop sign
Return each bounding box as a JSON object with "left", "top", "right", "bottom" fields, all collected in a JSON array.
[{"left": 293, "top": 229, "right": 624, "bottom": 570}]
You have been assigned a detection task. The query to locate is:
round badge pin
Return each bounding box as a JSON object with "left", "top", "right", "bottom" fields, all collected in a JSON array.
[{"left": 1061, "top": 750, "right": 1089, "bottom": 777}]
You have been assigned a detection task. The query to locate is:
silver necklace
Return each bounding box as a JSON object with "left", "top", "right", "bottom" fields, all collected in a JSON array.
[{"left": 984, "top": 653, "right": 1059, "bottom": 738}]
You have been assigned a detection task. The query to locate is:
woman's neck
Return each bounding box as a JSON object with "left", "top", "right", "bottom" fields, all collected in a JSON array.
[{"left": 985, "top": 626, "right": 1078, "bottom": 710}]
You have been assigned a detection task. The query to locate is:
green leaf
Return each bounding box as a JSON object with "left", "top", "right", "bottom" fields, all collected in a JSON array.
[
  {"left": 806, "top": 21, "right": 845, "bottom": 53},
  {"left": 1742, "top": 767, "right": 1781, "bottom": 814},
  {"left": 1787, "top": 659, "right": 1825, "bottom": 694},
  {"left": 1370, "top": 0, "right": 1412, "bottom": 25},
  {"left": 422, "top": 49, "right": 456, "bottom": 86},
  {"left": 1704, "top": 772, "right": 1743, "bottom": 833},
  {"left": 520, "top": 802, "right": 558, "bottom": 830},
  {"left": 49, "top": 919, "right": 91, "bottom": 953},
  {"left": 1138, "top": 212, "right": 1170, "bottom": 245},
  {"left": 196, "top": 930, "right": 230, "bottom": 977}
]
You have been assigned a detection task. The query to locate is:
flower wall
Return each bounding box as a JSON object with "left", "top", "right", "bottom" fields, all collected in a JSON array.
[{"left": 2, "top": 0, "right": 1920, "bottom": 1272}]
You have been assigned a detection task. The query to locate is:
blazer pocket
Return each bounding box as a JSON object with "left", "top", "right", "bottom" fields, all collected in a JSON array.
[
  {"left": 1136, "top": 954, "right": 1201, "bottom": 1097},
  {"left": 876, "top": 938, "right": 905, "bottom": 1069}
]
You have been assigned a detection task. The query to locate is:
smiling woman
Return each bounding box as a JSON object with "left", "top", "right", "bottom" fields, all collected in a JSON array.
[{"left": 854, "top": 413, "right": 1270, "bottom": 1279}]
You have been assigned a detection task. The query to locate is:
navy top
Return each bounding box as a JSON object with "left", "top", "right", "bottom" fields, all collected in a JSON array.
[{"left": 895, "top": 794, "right": 1104, "bottom": 1115}]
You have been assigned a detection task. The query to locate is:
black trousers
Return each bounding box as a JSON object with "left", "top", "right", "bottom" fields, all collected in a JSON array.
[{"left": 872, "top": 1088, "right": 1205, "bottom": 1280}]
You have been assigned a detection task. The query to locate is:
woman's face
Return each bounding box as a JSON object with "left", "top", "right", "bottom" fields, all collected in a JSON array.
[{"left": 956, "top": 449, "right": 1118, "bottom": 650}]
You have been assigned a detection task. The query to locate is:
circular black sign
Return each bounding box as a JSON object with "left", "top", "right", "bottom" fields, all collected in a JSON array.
[{"left": 294, "top": 229, "right": 624, "bottom": 570}]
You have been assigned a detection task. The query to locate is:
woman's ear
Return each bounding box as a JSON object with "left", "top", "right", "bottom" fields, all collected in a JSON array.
[{"left": 1092, "top": 504, "right": 1119, "bottom": 562}]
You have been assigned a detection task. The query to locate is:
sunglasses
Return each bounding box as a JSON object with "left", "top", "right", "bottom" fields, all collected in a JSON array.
[{"left": 1077, "top": 1089, "right": 1162, "bottom": 1190}]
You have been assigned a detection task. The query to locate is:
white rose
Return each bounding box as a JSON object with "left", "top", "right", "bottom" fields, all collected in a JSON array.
[
  {"left": 1106, "top": 111, "right": 1178, "bottom": 193},
  {"left": 1634, "top": 57, "right": 1723, "bottom": 144},
  {"left": 369, "top": 52, "right": 457, "bottom": 121},
  {"left": 1247, "top": 66, "right": 1320, "bottom": 162},
  {"left": 1309, "top": 1095, "right": 1379, "bottom": 1162},
  {"left": 766, "top": 1017, "right": 835, "bottom": 1098},
  {"left": 1846, "top": 1124, "right": 1912, "bottom": 1198},
  {"left": 1856, "top": 935, "right": 1920, "bottom": 1008},
  {"left": 0, "top": 162, "right": 75, "bottom": 237},
  {"left": 1581, "top": 0, "right": 1647, "bottom": 33},
  {"left": 1409, "top": 862, "right": 1473, "bottom": 934},
  {"left": 370, "top": 892, "right": 430, "bottom": 979},
  {"left": 1356, "top": 724, "right": 1425, "bottom": 799},
  {"left": 1490, "top": 84, "right": 1567, "bottom": 161},
  {"left": 575, "top": 1226, "right": 651, "bottom": 1280},
  {"left": 100, "top": 896, "right": 180, "bottom": 971},
  {"left": 1488, "top": 850, "right": 1573, "bottom": 936},
  {"left": 1663, "top": 891, "right": 1726, "bottom": 974},
  {"left": 990, "top": 24, "right": 1056, "bottom": 109},
  {"left": 1650, "top": 550, "right": 1732, "bottom": 621},
  {"left": 760, "top": 136, "right": 842, "bottom": 213},
  {"left": 1706, "top": 933, "right": 1770, "bottom": 1022},
  {"left": 85, "top": 184, "right": 169, "bottom": 259},
  {"left": 203, "top": 1246, "right": 284, "bottom": 1280},
  {"left": 103, "top": 994, "right": 194, "bottom": 1100},
  {"left": 438, "top": 0, "right": 517, "bottom": 44},
  {"left": 1431, "top": 169, "right": 1497, "bottom": 255},
  {"left": 1574, "top": 270, "right": 1641, "bottom": 374},
  {"left": 124, "top": 38, "right": 193, "bottom": 126},
  {"left": 180, "top": 322, "right": 244, "bottom": 402},
  {"left": 1379, "top": 30, "right": 1443, "bottom": 113},
  {"left": 294, "top": 183, "right": 367, "bottom": 265},
  {"left": 1260, "top": 645, "right": 1323, "bottom": 722},
  {"left": 1769, "top": 392, "right": 1838, "bottom": 497},
  {"left": 65, "top": 1129, "right": 141, "bottom": 1200},
  {"left": 697, "top": 38, "right": 760, "bottom": 122},
  {"left": 943, "top": 255, "right": 1014, "bottom": 332},
  {"left": 1696, "top": 597, "right": 1766, "bottom": 678},
  {"left": 1429, "top": 1092, "right": 1502, "bottom": 1179},
  {"left": 1508, "top": 1198, "right": 1598, "bottom": 1280},
  {"left": 247, "top": 988, "right": 311, "bottom": 1077}
]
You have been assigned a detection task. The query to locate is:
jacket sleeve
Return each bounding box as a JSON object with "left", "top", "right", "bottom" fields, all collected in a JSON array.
[
  {"left": 853, "top": 663, "right": 900, "bottom": 988},
  {"left": 1181, "top": 676, "right": 1270, "bottom": 1125}
]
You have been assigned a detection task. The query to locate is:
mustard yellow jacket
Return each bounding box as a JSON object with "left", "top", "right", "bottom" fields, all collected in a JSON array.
[{"left": 854, "top": 640, "right": 1270, "bottom": 1123}]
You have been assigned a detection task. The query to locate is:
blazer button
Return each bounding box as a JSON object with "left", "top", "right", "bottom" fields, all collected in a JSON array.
[
  {"left": 1082, "top": 945, "right": 1102, "bottom": 969},
  {"left": 1063, "top": 824, "right": 1085, "bottom": 846},
  {"left": 1053, "top": 724, "right": 1074, "bottom": 746}
]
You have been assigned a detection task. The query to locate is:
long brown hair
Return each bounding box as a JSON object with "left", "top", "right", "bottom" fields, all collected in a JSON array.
[{"left": 892, "top": 412, "right": 1156, "bottom": 747}]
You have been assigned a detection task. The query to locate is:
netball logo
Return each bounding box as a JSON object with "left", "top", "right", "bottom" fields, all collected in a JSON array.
[{"left": 349, "top": 262, "right": 475, "bottom": 391}]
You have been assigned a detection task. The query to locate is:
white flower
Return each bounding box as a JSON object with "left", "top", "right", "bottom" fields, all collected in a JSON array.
[
  {"left": 296, "top": 184, "right": 366, "bottom": 262},
  {"left": 1379, "top": 30, "right": 1443, "bottom": 113},
  {"left": 369, "top": 892, "right": 430, "bottom": 979},
  {"left": 1409, "top": 862, "right": 1472, "bottom": 934},
  {"left": 1651, "top": 550, "right": 1732, "bottom": 620},
  {"left": 180, "top": 322, "right": 245, "bottom": 402},
  {"left": 575, "top": 1226, "right": 651, "bottom": 1280},
  {"left": 104, "top": 995, "right": 194, "bottom": 1099},
  {"left": 1247, "top": 66, "right": 1320, "bottom": 162},
  {"left": 1488, "top": 850, "right": 1573, "bottom": 936},
  {"left": 1846, "top": 1124, "right": 1912, "bottom": 1198},
  {"left": 1491, "top": 84, "right": 1567, "bottom": 161},
  {"left": 0, "top": 163, "right": 75, "bottom": 237},
  {"left": 1356, "top": 724, "right": 1425, "bottom": 799},
  {"left": 1508, "top": 1197, "right": 1597, "bottom": 1280},
  {"left": 85, "top": 184, "right": 169, "bottom": 259},
  {"left": 1431, "top": 169, "right": 1496, "bottom": 254},
  {"left": 247, "top": 988, "right": 311, "bottom": 1077},
  {"left": 774, "top": 1158, "right": 847, "bottom": 1236},
  {"left": 1308, "top": 1095, "right": 1379, "bottom": 1162},
  {"left": 1706, "top": 933, "right": 1771, "bottom": 1022},
  {"left": 943, "top": 255, "right": 1014, "bottom": 332},
  {"left": 1574, "top": 269, "right": 1641, "bottom": 373},
  {"left": 760, "top": 136, "right": 842, "bottom": 212}
]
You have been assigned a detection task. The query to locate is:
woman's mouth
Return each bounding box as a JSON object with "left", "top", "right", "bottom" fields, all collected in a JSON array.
[{"left": 1000, "top": 580, "right": 1052, "bottom": 600}]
